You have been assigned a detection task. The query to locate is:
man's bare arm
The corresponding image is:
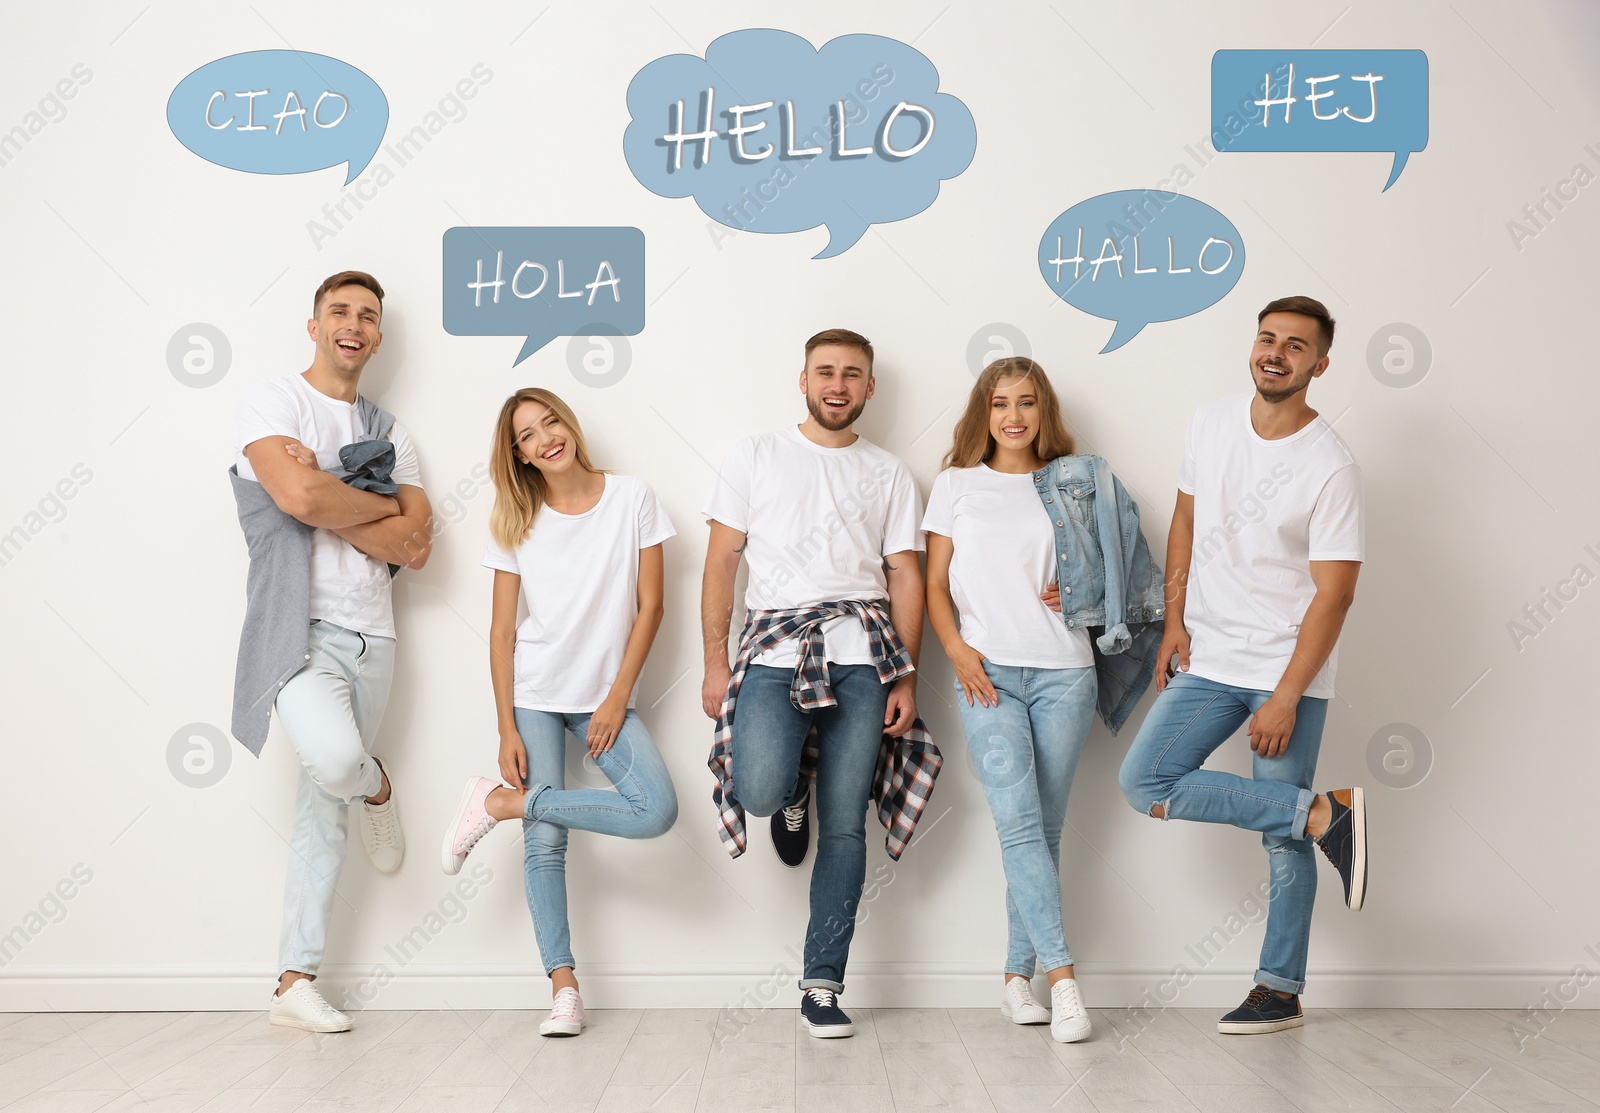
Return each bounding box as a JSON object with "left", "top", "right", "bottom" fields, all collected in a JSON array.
[
  {"left": 244, "top": 436, "right": 398, "bottom": 530},
  {"left": 332, "top": 485, "right": 434, "bottom": 570},
  {"left": 700, "top": 520, "right": 746, "bottom": 718}
]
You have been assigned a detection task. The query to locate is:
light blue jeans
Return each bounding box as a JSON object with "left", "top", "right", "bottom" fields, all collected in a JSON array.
[
  {"left": 514, "top": 707, "right": 678, "bottom": 974},
  {"left": 956, "top": 663, "right": 1096, "bottom": 977},
  {"left": 276, "top": 620, "right": 393, "bottom": 977},
  {"left": 1118, "top": 672, "right": 1327, "bottom": 994}
]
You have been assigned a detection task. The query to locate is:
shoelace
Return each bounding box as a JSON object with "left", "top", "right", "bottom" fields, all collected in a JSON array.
[
  {"left": 781, "top": 803, "right": 806, "bottom": 833},
  {"left": 1006, "top": 979, "right": 1035, "bottom": 1007},
  {"left": 549, "top": 989, "right": 581, "bottom": 1020},
  {"left": 294, "top": 981, "right": 341, "bottom": 1018},
  {"left": 1241, "top": 985, "right": 1276, "bottom": 1012},
  {"left": 458, "top": 815, "right": 494, "bottom": 854},
  {"left": 805, "top": 988, "right": 837, "bottom": 1010},
  {"left": 1051, "top": 980, "right": 1084, "bottom": 1010},
  {"left": 366, "top": 802, "right": 400, "bottom": 848}
]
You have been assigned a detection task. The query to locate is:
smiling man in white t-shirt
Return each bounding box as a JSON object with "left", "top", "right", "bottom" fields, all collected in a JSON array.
[
  {"left": 700, "top": 328, "right": 925, "bottom": 1037},
  {"left": 1119, "top": 296, "right": 1369, "bottom": 1037},
  {"left": 232, "top": 271, "right": 433, "bottom": 1033}
]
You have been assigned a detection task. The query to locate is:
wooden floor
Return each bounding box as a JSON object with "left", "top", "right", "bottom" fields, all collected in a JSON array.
[{"left": 0, "top": 1005, "right": 1596, "bottom": 1112}]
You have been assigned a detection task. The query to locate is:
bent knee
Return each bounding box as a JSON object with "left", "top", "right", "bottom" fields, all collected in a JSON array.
[
  {"left": 733, "top": 785, "right": 786, "bottom": 819},
  {"left": 1118, "top": 761, "right": 1163, "bottom": 817},
  {"left": 306, "top": 755, "right": 371, "bottom": 801}
]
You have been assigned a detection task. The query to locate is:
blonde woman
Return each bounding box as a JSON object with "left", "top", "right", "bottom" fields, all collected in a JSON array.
[
  {"left": 440, "top": 388, "right": 679, "bottom": 1037},
  {"left": 924, "top": 358, "right": 1163, "bottom": 1043}
]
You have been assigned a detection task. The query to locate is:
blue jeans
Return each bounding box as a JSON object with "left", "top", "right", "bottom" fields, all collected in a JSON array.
[
  {"left": 275, "top": 621, "right": 393, "bottom": 977},
  {"left": 1118, "top": 672, "right": 1327, "bottom": 994},
  {"left": 515, "top": 707, "right": 678, "bottom": 974},
  {"left": 956, "top": 663, "right": 1095, "bottom": 977},
  {"left": 728, "top": 664, "right": 888, "bottom": 994}
]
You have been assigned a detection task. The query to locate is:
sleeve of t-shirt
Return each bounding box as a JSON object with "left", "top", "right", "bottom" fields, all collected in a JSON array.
[
  {"left": 920, "top": 469, "right": 954, "bottom": 537},
  {"left": 1309, "top": 463, "right": 1364, "bottom": 562},
  {"left": 482, "top": 536, "right": 520, "bottom": 574},
  {"left": 882, "top": 460, "right": 925, "bottom": 555},
  {"left": 701, "top": 437, "right": 754, "bottom": 532},
  {"left": 637, "top": 481, "right": 677, "bottom": 548},
  {"left": 235, "top": 380, "right": 299, "bottom": 456},
  {"left": 1176, "top": 411, "right": 1199, "bottom": 495},
  {"left": 388, "top": 421, "right": 423, "bottom": 490}
]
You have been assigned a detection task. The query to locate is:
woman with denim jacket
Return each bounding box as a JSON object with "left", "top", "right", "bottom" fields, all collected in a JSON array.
[{"left": 924, "top": 357, "right": 1127, "bottom": 1043}]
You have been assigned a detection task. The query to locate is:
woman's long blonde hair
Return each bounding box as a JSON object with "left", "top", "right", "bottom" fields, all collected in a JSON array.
[
  {"left": 942, "top": 357, "right": 1074, "bottom": 469},
  {"left": 489, "top": 387, "right": 604, "bottom": 550}
]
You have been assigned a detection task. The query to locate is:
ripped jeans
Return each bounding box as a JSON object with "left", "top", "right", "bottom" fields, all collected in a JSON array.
[{"left": 1118, "top": 672, "right": 1327, "bottom": 994}]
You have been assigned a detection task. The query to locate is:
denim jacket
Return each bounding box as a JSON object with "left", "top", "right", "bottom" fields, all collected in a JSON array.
[{"left": 1032, "top": 454, "right": 1165, "bottom": 734}]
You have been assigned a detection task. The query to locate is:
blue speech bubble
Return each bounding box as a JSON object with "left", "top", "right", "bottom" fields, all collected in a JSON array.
[
  {"left": 442, "top": 227, "right": 646, "bottom": 366},
  {"left": 167, "top": 50, "right": 387, "bottom": 185},
  {"left": 1037, "top": 191, "right": 1246, "bottom": 354},
  {"left": 1211, "top": 49, "right": 1428, "bottom": 191},
  {"left": 623, "top": 28, "right": 977, "bottom": 259}
]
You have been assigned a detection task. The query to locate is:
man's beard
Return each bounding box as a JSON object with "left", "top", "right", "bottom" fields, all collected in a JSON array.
[
  {"left": 807, "top": 394, "right": 866, "bottom": 429},
  {"left": 1253, "top": 364, "right": 1310, "bottom": 403}
]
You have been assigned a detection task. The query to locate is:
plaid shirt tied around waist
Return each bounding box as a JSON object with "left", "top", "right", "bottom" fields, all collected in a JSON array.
[{"left": 708, "top": 600, "right": 942, "bottom": 861}]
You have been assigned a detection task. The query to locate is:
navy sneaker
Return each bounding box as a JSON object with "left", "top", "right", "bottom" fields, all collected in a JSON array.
[
  {"left": 1217, "top": 985, "right": 1303, "bottom": 1035},
  {"left": 771, "top": 789, "right": 810, "bottom": 869},
  {"left": 800, "top": 988, "right": 854, "bottom": 1038},
  {"left": 1314, "top": 787, "right": 1367, "bottom": 912}
]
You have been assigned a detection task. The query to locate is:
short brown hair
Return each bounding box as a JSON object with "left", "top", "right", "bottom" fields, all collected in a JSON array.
[
  {"left": 804, "top": 328, "right": 873, "bottom": 370},
  {"left": 1258, "top": 295, "right": 1334, "bottom": 354},
  {"left": 313, "top": 271, "right": 385, "bottom": 317}
]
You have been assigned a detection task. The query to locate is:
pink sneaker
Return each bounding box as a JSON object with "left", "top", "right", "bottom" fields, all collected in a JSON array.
[
  {"left": 441, "top": 777, "right": 499, "bottom": 875},
  {"left": 540, "top": 986, "right": 585, "bottom": 1037}
]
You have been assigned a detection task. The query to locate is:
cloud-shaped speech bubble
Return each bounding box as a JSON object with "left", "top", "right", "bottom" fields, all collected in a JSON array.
[
  {"left": 443, "top": 227, "right": 645, "bottom": 366},
  {"left": 1211, "top": 49, "right": 1428, "bottom": 191},
  {"left": 167, "top": 50, "right": 387, "bottom": 185},
  {"left": 623, "top": 28, "right": 977, "bottom": 259},
  {"left": 1037, "top": 191, "right": 1246, "bottom": 354}
]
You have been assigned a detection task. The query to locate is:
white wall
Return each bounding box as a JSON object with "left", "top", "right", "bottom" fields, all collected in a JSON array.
[{"left": 2, "top": 0, "right": 1597, "bottom": 1013}]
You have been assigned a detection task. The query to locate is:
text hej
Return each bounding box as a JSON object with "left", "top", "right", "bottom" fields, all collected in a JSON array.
[{"left": 1254, "top": 62, "right": 1383, "bottom": 126}]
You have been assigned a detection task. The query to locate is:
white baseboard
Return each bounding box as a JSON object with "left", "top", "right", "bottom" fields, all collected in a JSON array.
[{"left": 2, "top": 963, "right": 1595, "bottom": 1013}]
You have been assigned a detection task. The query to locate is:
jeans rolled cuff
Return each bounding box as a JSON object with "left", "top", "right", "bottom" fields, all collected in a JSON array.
[
  {"left": 1254, "top": 968, "right": 1305, "bottom": 996},
  {"left": 543, "top": 957, "right": 576, "bottom": 976},
  {"left": 1292, "top": 788, "right": 1317, "bottom": 840},
  {"left": 798, "top": 977, "right": 844, "bottom": 994},
  {"left": 523, "top": 783, "right": 552, "bottom": 822}
]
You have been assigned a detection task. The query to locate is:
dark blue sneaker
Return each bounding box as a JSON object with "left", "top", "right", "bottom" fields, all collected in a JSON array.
[
  {"left": 1314, "top": 787, "right": 1367, "bottom": 912},
  {"left": 770, "top": 789, "right": 810, "bottom": 869},
  {"left": 1217, "top": 985, "right": 1303, "bottom": 1034},
  {"left": 800, "top": 988, "right": 854, "bottom": 1038}
]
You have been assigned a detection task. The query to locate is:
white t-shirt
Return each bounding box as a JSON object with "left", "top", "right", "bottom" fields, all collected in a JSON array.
[
  {"left": 235, "top": 374, "right": 423, "bottom": 638},
  {"left": 922, "top": 464, "right": 1095, "bottom": 669},
  {"left": 1178, "top": 392, "right": 1363, "bottom": 698},
  {"left": 702, "top": 425, "right": 923, "bottom": 669},
  {"left": 483, "top": 474, "right": 676, "bottom": 712}
]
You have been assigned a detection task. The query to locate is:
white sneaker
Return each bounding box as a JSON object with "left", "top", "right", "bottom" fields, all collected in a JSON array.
[
  {"left": 1050, "top": 978, "right": 1092, "bottom": 1043},
  {"left": 270, "top": 979, "right": 352, "bottom": 1033},
  {"left": 540, "top": 987, "right": 585, "bottom": 1037},
  {"left": 1000, "top": 976, "right": 1050, "bottom": 1024},
  {"left": 360, "top": 758, "right": 404, "bottom": 874}
]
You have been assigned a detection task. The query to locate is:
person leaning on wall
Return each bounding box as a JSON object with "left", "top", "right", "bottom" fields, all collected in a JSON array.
[
  {"left": 1119, "top": 294, "right": 1368, "bottom": 1036},
  {"left": 228, "top": 271, "right": 434, "bottom": 1034},
  {"left": 924, "top": 356, "right": 1165, "bottom": 1044}
]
